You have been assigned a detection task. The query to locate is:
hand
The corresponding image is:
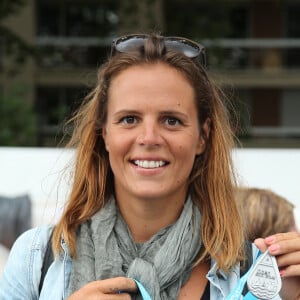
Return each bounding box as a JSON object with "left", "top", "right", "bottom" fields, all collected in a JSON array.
[
  {"left": 255, "top": 231, "right": 300, "bottom": 300},
  {"left": 67, "top": 277, "right": 137, "bottom": 300}
]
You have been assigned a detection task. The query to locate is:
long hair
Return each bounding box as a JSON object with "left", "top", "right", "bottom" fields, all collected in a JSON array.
[{"left": 52, "top": 34, "right": 244, "bottom": 272}]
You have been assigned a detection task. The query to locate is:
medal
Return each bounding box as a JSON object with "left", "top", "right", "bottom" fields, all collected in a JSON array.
[{"left": 247, "top": 250, "right": 282, "bottom": 299}]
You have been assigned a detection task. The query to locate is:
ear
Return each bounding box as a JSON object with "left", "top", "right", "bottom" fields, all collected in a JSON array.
[
  {"left": 196, "top": 118, "right": 211, "bottom": 155},
  {"left": 102, "top": 126, "right": 109, "bottom": 152}
]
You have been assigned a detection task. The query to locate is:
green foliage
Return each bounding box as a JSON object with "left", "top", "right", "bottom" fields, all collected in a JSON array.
[
  {"left": 0, "top": 0, "right": 37, "bottom": 75},
  {"left": 0, "top": 26, "right": 37, "bottom": 75},
  {"left": 0, "top": 0, "right": 26, "bottom": 19},
  {"left": 0, "top": 87, "right": 37, "bottom": 146}
]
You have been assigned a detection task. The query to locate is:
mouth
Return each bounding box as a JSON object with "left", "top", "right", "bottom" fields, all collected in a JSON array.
[{"left": 132, "top": 160, "right": 168, "bottom": 169}]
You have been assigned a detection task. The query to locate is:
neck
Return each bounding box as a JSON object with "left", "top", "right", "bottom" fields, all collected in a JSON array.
[{"left": 115, "top": 194, "right": 187, "bottom": 243}]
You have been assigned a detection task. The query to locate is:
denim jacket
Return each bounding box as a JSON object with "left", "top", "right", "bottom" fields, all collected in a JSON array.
[{"left": 0, "top": 225, "right": 281, "bottom": 300}]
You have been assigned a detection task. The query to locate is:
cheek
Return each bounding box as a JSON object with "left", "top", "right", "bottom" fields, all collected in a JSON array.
[
  {"left": 173, "top": 145, "right": 196, "bottom": 183},
  {"left": 105, "top": 134, "right": 131, "bottom": 159},
  {"left": 175, "top": 143, "right": 197, "bottom": 164},
  {"left": 176, "top": 134, "right": 202, "bottom": 156},
  {"left": 174, "top": 142, "right": 199, "bottom": 175},
  {"left": 103, "top": 128, "right": 123, "bottom": 153}
]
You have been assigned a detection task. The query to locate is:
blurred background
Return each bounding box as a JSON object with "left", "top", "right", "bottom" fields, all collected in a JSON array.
[
  {"left": 1, "top": 0, "right": 300, "bottom": 148},
  {"left": 1, "top": 0, "right": 300, "bottom": 272}
]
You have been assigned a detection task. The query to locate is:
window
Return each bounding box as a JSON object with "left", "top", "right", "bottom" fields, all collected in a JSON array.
[
  {"left": 35, "top": 85, "right": 87, "bottom": 146},
  {"left": 36, "top": 0, "right": 118, "bottom": 68}
]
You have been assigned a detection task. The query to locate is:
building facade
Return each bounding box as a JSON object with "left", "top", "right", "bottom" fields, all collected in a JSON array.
[{"left": 1, "top": 0, "right": 300, "bottom": 147}]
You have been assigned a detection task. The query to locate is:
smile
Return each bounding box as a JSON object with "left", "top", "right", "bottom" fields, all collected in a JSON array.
[{"left": 133, "top": 160, "right": 167, "bottom": 169}]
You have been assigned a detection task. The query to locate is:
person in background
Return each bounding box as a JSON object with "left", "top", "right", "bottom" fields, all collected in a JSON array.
[
  {"left": 0, "top": 194, "right": 32, "bottom": 275},
  {"left": 235, "top": 187, "right": 298, "bottom": 242},
  {"left": 235, "top": 187, "right": 300, "bottom": 300},
  {"left": 0, "top": 33, "right": 299, "bottom": 300}
]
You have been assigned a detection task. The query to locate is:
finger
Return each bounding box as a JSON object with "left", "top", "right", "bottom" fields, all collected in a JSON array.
[
  {"left": 254, "top": 238, "right": 268, "bottom": 252},
  {"left": 265, "top": 233, "right": 300, "bottom": 256},
  {"left": 68, "top": 277, "right": 137, "bottom": 300},
  {"left": 276, "top": 251, "right": 300, "bottom": 267},
  {"left": 94, "top": 277, "right": 137, "bottom": 294},
  {"left": 280, "top": 264, "right": 300, "bottom": 278},
  {"left": 264, "top": 231, "right": 300, "bottom": 246},
  {"left": 85, "top": 293, "right": 132, "bottom": 300},
  {"left": 254, "top": 232, "right": 299, "bottom": 254},
  {"left": 68, "top": 288, "right": 132, "bottom": 300},
  {"left": 101, "top": 294, "right": 132, "bottom": 300}
]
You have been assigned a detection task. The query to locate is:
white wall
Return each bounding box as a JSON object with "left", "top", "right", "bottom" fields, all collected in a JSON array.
[
  {"left": 0, "top": 147, "right": 299, "bottom": 227},
  {"left": 233, "top": 148, "right": 300, "bottom": 206},
  {"left": 233, "top": 148, "right": 300, "bottom": 230},
  {"left": 0, "top": 147, "right": 74, "bottom": 226}
]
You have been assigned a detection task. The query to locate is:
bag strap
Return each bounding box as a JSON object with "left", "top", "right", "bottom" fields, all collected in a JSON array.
[
  {"left": 240, "top": 240, "right": 253, "bottom": 296},
  {"left": 38, "top": 229, "right": 54, "bottom": 295}
]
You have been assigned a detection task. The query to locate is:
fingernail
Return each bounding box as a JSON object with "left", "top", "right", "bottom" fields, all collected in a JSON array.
[
  {"left": 279, "top": 269, "right": 285, "bottom": 277},
  {"left": 265, "top": 235, "right": 275, "bottom": 243},
  {"left": 268, "top": 244, "right": 280, "bottom": 253}
]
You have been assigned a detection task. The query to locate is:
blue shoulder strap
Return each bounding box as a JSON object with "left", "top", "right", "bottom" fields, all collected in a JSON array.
[{"left": 225, "top": 250, "right": 262, "bottom": 300}]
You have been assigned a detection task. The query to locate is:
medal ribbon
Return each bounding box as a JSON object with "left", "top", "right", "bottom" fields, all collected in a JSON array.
[
  {"left": 132, "top": 251, "right": 263, "bottom": 300},
  {"left": 225, "top": 251, "right": 262, "bottom": 300},
  {"left": 133, "top": 279, "right": 152, "bottom": 300}
]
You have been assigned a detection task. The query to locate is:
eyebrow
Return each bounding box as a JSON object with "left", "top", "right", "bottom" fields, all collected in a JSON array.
[
  {"left": 112, "top": 109, "right": 140, "bottom": 118},
  {"left": 113, "top": 109, "right": 189, "bottom": 118},
  {"left": 160, "top": 110, "right": 188, "bottom": 117}
]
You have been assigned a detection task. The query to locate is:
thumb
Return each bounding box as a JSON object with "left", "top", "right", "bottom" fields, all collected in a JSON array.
[{"left": 254, "top": 238, "right": 268, "bottom": 252}]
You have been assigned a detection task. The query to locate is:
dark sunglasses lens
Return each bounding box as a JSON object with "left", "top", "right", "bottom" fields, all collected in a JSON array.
[
  {"left": 165, "top": 40, "right": 200, "bottom": 58},
  {"left": 115, "top": 36, "right": 146, "bottom": 53},
  {"left": 113, "top": 36, "right": 206, "bottom": 67}
]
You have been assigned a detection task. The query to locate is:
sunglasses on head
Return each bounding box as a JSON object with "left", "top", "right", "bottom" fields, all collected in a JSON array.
[{"left": 111, "top": 34, "right": 207, "bottom": 68}]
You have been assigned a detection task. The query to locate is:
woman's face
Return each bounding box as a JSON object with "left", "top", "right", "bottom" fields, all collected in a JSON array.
[{"left": 103, "top": 62, "right": 207, "bottom": 203}]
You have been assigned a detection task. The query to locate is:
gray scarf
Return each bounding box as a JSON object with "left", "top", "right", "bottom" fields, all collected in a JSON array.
[{"left": 69, "top": 196, "right": 202, "bottom": 299}]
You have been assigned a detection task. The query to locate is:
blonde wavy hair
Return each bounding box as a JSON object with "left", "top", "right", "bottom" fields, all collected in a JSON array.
[
  {"left": 52, "top": 34, "right": 244, "bottom": 272},
  {"left": 235, "top": 187, "right": 295, "bottom": 241}
]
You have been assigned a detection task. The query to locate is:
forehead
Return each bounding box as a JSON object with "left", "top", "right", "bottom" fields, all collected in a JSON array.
[
  {"left": 111, "top": 62, "right": 193, "bottom": 92},
  {"left": 105, "top": 63, "right": 198, "bottom": 114},
  {"left": 109, "top": 62, "right": 195, "bottom": 94}
]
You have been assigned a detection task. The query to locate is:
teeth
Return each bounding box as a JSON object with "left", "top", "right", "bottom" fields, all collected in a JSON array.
[{"left": 134, "top": 160, "right": 166, "bottom": 169}]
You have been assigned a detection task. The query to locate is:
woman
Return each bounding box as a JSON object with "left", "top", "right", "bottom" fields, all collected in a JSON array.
[{"left": 0, "top": 34, "right": 299, "bottom": 299}]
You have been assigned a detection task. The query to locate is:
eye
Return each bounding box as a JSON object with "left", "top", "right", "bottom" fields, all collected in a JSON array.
[
  {"left": 120, "top": 116, "right": 137, "bottom": 125},
  {"left": 164, "top": 117, "right": 181, "bottom": 126}
]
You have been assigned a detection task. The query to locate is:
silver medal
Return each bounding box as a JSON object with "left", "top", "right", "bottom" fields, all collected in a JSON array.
[{"left": 247, "top": 250, "right": 282, "bottom": 299}]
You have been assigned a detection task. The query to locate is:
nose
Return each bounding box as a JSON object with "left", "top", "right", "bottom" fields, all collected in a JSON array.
[{"left": 136, "top": 120, "right": 163, "bottom": 146}]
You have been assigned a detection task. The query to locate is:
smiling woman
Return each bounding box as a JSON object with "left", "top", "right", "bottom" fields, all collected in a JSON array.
[
  {"left": 102, "top": 63, "right": 207, "bottom": 218},
  {"left": 0, "top": 34, "right": 299, "bottom": 300}
]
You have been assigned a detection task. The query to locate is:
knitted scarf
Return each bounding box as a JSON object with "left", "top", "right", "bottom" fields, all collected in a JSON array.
[{"left": 69, "top": 196, "right": 202, "bottom": 299}]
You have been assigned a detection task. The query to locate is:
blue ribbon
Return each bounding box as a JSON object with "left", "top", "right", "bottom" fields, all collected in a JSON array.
[
  {"left": 244, "top": 292, "right": 260, "bottom": 300},
  {"left": 131, "top": 250, "right": 262, "bottom": 300},
  {"left": 225, "top": 250, "right": 262, "bottom": 300},
  {"left": 133, "top": 279, "right": 152, "bottom": 300}
]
